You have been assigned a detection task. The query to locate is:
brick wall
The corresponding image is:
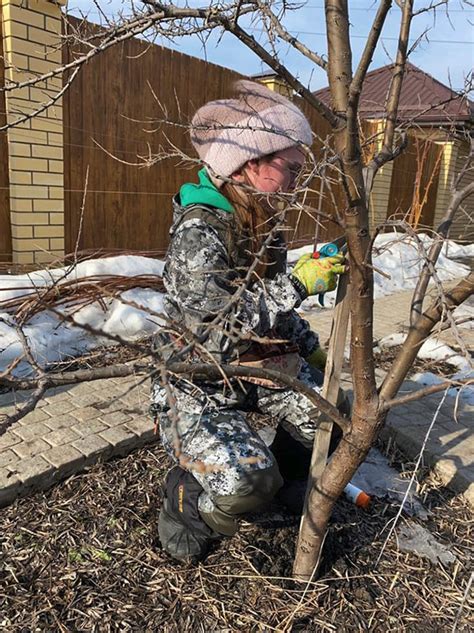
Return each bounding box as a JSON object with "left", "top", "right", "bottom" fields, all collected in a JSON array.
[{"left": 1, "top": 0, "right": 65, "bottom": 265}]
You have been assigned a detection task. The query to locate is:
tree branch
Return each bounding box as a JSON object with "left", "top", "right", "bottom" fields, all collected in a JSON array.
[
  {"left": 1, "top": 361, "right": 350, "bottom": 434},
  {"left": 410, "top": 162, "right": 474, "bottom": 325},
  {"left": 379, "top": 272, "right": 474, "bottom": 403},
  {"left": 365, "top": 0, "right": 414, "bottom": 185},
  {"left": 383, "top": 378, "right": 473, "bottom": 410},
  {"left": 256, "top": 0, "right": 328, "bottom": 70},
  {"left": 350, "top": 0, "right": 392, "bottom": 107}
]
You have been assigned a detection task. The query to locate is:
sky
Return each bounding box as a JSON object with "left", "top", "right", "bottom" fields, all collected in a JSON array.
[{"left": 67, "top": 0, "right": 474, "bottom": 93}]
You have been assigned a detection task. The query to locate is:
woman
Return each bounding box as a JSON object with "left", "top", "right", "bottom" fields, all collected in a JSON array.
[{"left": 152, "top": 81, "right": 346, "bottom": 562}]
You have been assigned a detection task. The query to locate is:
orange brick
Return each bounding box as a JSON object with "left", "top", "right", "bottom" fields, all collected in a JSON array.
[
  {"left": 47, "top": 132, "right": 63, "bottom": 146},
  {"left": 4, "top": 53, "right": 29, "bottom": 72},
  {"left": 48, "top": 186, "right": 64, "bottom": 199},
  {"left": 46, "top": 16, "right": 62, "bottom": 32},
  {"left": 10, "top": 199, "right": 33, "bottom": 212},
  {"left": 28, "top": 57, "right": 55, "bottom": 75},
  {"left": 9, "top": 142, "right": 31, "bottom": 157},
  {"left": 36, "top": 2, "right": 62, "bottom": 18},
  {"left": 10, "top": 184, "right": 49, "bottom": 199},
  {"left": 10, "top": 156, "right": 48, "bottom": 172},
  {"left": 34, "top": 250, "right": 56, "bottom": 264},
  {"left": 30, "top": 116, "right": 62, "bottom": 134},
  {"left": 48, "top": 212, "right": 64, "bottom": 225},
  {"left": 10, "top": 126, "right": 46, "bottom": 143},
  {"left": 49, "top": 237, "right": 64, "bottom": 250},
  {"left": 1, "top": 18, "right": 28, "bottom": 39},
  {"left": 6, "top": 38, "right": 46, "bottom": 60},
  {"left": 10, "top": 171, "right": 32, "bottom": 185},
  {"left": 13, "top": 251, "right": 35, "bottom": 264},
  {"left": 48, "top": 160, "right": 63, "bottom": 173},
  {"left": 9, "top": 8, "right": 45, "bottom": 29},
  {"left": 28, "top": 26, "right": 61, "bottom": 47}
]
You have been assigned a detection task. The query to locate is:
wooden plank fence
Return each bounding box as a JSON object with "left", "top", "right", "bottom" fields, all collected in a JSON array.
[
  {"left": 62, "top": 17, "right": 448, "bottom": 256},
  {"left": 63, "top": 17, "right": 242, "bottom": 256},
  {"left": 62, "top": 17, "right": 348, "bottom": 255}
]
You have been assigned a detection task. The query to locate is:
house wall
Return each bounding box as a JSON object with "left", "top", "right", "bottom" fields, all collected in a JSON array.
[
  {"left": 370, "top": 161, "right": 393, "bottom": 229},
  {"left": 365, "top": 120, "right": 392, "bottom": 230},
  {"left": 432, "top": 140, "right": 456, "bottom": 234},
  {"left": 1, "top": 0, "right": 65, "bottom": 265},
  {"left": 448, "top": 139, "right": 474, "bottom": 242}
]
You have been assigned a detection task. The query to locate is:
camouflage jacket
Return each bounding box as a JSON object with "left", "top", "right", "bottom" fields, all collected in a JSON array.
[{"left": 162, "top": 170, "right": 319, "bottom": 365}]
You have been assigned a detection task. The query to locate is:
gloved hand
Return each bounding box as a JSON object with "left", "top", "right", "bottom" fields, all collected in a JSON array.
[
  {"left": 306, "top": 345, "right": 327, "bottom": 372},
  {"left": 290, "top": 252, "right": 346, "bottom": 299}
]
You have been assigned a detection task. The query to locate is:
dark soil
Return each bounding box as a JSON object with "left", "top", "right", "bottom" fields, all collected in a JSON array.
[{"left": 0, "top": 442, "right": 471, "bottom": 632}]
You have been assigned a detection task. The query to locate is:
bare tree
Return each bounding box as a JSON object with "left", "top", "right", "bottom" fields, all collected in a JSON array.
[{"left": 1, "top": 0, "right": 473, "bottom": 582}]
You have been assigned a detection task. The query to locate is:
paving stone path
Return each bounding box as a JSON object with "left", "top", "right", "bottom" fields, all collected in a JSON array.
[{"left": 0, "top": 282, "right": 472, "bottom": 508}]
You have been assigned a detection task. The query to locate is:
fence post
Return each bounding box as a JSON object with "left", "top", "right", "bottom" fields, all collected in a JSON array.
[{"left": 1, "top": 0, "right": 66, "bottom": 265}]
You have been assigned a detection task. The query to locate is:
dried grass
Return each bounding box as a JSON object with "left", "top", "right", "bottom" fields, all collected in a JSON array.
[{"left": 0, "top": 442, "right": 471, "bottom": 632}]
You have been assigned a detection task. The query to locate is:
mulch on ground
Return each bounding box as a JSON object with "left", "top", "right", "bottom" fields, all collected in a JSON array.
[{"left": 0, "top": 440, "right": 471, "bottom": 632}]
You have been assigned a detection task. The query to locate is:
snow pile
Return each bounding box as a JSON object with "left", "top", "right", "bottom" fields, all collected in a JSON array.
[
  {"left": 290, "top": 232, "right": 471, "bottom": 310},
  {"left": 0, "top": 232, "right": 471, "bottom": 377},
  {"left": 378, "top": 333, "right": 473, "bottom": 405},
  {"left": 0, "top": 256, "right": 165, "bottom": 376},
  {"left": 378, "top": 332, "right": 472, "bottom": 373}
]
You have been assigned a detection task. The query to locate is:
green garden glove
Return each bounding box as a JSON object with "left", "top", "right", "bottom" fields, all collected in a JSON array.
[
  {"left": 290, "top": 252, "right": 346, "bottom": 299},
  {"left": 306, "top": 346, "right": 327, "bottom": 372}
]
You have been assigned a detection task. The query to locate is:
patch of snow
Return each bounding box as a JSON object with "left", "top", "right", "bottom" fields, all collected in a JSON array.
[
  {"left": 0, "top": 232, "right": 471, "bottom": 375},
  {"left": 378, "top": 333, "right": 406, "bottom": 348},
  {"left": 379, "top": 334, "right": 472, "bottom": 372},
  {"left": 290, "top": 233, "right": 471, "bottom": 309},
  {"left": 451, "top": 303, "right": 474, "bottom": 329},
  {"left": 351, "top": 448, "right": 428, "bottom": 517},
  {"left": 0, "top": 256, "right": 165, "bottom": 376},
  {"left": 412, "top": 371, "right": 474, "bottom": 406}
]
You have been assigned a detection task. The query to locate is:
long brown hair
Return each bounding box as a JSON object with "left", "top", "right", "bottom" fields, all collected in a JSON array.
[{"left": 220, "top": 179, "right": 277, "bottom": 278}]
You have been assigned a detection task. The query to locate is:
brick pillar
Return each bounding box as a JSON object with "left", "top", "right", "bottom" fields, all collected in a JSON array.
[{"left": 1, "top": 0, "right": 66, "bottom": 265}]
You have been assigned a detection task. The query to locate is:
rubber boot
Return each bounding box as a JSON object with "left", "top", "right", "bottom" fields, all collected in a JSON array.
[{"left": 158, "top": 466, "right": 219, "bottom": 563}]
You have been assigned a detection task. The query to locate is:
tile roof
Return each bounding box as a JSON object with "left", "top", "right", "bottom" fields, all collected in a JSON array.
[{"left": 313, "top": 62, "right": 473, "bottom": 124}]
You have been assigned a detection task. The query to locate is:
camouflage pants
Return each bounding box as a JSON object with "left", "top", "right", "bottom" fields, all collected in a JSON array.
[{"left": 152, "top": 362, "right": 341, "bottom": 535}]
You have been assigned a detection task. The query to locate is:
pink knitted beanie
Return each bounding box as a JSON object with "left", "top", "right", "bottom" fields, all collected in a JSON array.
[{"left": 190, "top": 80, "right": 312, "bottom": 180}]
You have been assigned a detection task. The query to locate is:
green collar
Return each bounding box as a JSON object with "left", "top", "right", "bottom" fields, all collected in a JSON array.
[{"left": 179, "top": 169, "right": 234, "bottom": 212}]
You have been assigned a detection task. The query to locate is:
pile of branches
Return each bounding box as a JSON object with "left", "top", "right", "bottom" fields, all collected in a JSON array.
[{"left": 0, "top": 274, "right": 165, "bottom": 323}]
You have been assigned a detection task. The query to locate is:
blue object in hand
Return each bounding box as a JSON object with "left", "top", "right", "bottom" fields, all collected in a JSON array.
[{"left": 313, "top": 242, "right": 341, "bottom": 306}]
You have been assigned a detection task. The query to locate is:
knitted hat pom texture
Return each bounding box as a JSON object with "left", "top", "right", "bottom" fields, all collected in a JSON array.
[{"left": 190, "top": 80, "right": 313, "bottom": 179}]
